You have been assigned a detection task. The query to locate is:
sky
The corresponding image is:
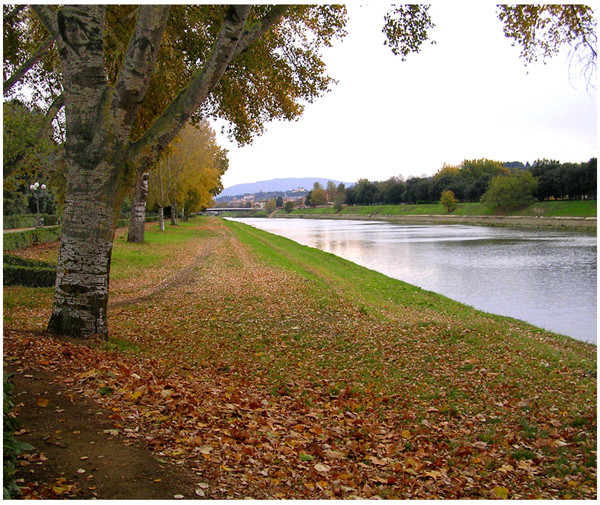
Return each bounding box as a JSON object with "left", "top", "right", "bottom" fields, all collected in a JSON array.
[{"left": 214, "top": 2, "right": 598, "bottom": 190}]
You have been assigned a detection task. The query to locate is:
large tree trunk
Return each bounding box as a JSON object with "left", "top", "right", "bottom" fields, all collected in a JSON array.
[
  {"left": 45, "top": 6, "right": 118, "bottom": 339},
  {"left": 48, "top": 161, "right": 118, "bottom": 339},
  {"left": 127, "top": 172, "right": 149, "bottom": 243}
]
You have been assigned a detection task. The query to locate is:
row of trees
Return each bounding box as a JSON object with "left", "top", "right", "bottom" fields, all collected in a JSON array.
[
  {"left": 329, "top": 158, "right": 596, "bottom": 208},
  {"left": 3, "top": 98, "right": 227, "bottom": 238}
]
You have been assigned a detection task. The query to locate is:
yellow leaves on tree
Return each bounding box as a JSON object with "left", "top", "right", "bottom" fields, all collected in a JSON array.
[{"left": 149, "top": 120, "right": 228, "bottom": 215}]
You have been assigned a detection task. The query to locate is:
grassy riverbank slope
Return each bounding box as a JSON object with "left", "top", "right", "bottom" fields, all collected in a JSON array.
[
  {"left": 4, "top": 218, "right": 596, "bottom": 499},
  {"left": 286, "top": 200, "right": 597, "bottom": 218}
]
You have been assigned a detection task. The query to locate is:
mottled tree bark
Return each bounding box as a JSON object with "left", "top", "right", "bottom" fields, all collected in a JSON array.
[{"left": 127, "top": 172, "right": 149, "bottom": 243}]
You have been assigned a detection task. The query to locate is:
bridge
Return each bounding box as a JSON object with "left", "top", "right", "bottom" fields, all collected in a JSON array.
[{"left": 205, "top": 207, "right": 256, "bottom": 216}]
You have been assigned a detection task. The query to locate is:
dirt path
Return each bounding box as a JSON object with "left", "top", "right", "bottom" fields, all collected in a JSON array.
[
  {"left": 5, "top": 225, "right": 220, "bottom": 499},
  {"left": 8, "top": 360, "right": 199, "bottom": 499}
]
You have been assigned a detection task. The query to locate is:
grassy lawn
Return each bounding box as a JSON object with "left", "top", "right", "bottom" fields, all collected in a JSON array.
[{"left": 3, "top": 217, "right": 596, "bottom": 499}]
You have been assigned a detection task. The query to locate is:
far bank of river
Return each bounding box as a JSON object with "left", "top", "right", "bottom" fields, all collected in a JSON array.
[
  {"left": 235, "top": 218, "right": 597, "bottom": 344},
  {"left": 276, "top": 212, "right": 597, "bottom": 231}
]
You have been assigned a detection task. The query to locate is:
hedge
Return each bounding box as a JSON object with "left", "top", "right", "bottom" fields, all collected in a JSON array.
[
  {"left": 3, "top": 226, "right": 61, "bottom": 252},
  {"left": 3, "top": 214, "right": 60, "bottom": 229},
  {"left": 3, "top": 254, "right": 55, "bottom": 269},
  {"left": 3, "top": 265, "right": 56, "bottom": 287},
  {"left": 3, "top": 255, "right": 57, "bottom": 287}
]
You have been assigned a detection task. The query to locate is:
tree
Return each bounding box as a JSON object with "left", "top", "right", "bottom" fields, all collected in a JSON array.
[
  {"left": 458, "top": 159, "right": 509, "bottom": 202},
  {"left": 127, "top": 173, "right": 150, "bottom": 243},
  {"left": 379, "top": 176, "right": 405, "bottom": 204},
  {"left": 4, "top": 4, "right": 594, "bottom": 339},
  {"left": 309, "top": 183, "right": 327, "bottom": 206},
  {"left": 283, "top": 200, "right": 294, "bottom": 213},
  {"left": 352, "top": 178, "right": 378, "bottom": 205},
  {"left": 440, "top": 190, "right": 458, "bottom": 214},
  {"left": 264, "top": 199, "right": 276, "bottom": 214},
  {"left": 5, "top": 5, "right": 346, "bottom": 338},
  {"left": 480, "top": 171, "right": 538, "bottom": 213},
  {"left": 148, "top": 121, "right": 227, "bottom": 232}
]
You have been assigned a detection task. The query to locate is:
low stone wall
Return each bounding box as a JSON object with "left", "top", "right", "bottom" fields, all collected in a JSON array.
[{"left": 278, "top": 213, "right": 597, "bottom": 231}]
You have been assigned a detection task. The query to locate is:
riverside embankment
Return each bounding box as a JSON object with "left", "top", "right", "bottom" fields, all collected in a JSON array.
[
  {"left": 275, "top": 211, "right": 596, "bottom": 230},
  {"left": 269, "top": 201, "right": 597, "bottom": 231},
  {"left": 4, "top": 218, "right": 596, "bottom": 499}
]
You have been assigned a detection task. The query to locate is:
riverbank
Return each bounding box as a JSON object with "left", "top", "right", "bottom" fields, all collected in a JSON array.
[
  {"left": 3, "top": 218, "right": 596, "bottom": 499},
  {"left": 276, "top": 212, "right": 597, "bottom": 230},
  {"left": 265, "top": 200, "right": 597, "bottom": 231}
]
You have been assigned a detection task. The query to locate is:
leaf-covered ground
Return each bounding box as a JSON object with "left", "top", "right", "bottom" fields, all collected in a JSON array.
[{"left": 3, "top": 218, "right": 597, "bottom": 499}]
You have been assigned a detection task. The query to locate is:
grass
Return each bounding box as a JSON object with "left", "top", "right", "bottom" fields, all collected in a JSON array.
[
  {"left": 288, "top": 200, "right": 596, "bottom": 218},
  {"left": 3, "top": 217, "right": 596, "bottom": 499}
]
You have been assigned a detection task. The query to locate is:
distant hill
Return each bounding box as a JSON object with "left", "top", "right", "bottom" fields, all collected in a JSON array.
[{"left": 218, "top": 177, "right": 352, "bottom": 198}]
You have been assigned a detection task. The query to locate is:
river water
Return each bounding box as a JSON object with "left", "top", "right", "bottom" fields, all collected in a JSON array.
[{"left": 234, "top": 218, "right": 597, "bottom": 344}]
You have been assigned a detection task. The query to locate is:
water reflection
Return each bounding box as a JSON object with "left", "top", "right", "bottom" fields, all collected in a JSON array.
[{"left": 234, "top": 218, "right": 597, "bottom": 343}]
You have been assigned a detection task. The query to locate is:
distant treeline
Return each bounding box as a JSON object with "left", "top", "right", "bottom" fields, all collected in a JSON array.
[{"left": 343, "top": 159, "right": 597, "bottom": 206}]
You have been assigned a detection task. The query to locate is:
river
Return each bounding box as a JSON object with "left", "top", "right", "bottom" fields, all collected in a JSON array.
[{"left": 233, "top": 218, "right": 597, "bottom": 344}]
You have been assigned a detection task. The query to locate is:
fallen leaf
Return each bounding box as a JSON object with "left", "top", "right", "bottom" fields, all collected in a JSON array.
[
  {"left": 498, "top": 463, "right": 514, "bottom": 473},
  {"left": 314, "top": 463, "right": 330, "bottom": 473},
  {"left": 36, "top": 397, "right": 50, "bottom": 408},
  {"left": 199, "top": 445, "right": 212, "bottom": 454},
  {"left": 492, "top": 486, "right": 509, "bottom": 499}
]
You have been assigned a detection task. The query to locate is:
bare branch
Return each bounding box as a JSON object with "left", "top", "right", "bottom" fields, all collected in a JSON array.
[
  {"left": 110, "top": 5, "right": 170, "bottom": 142},
  {"left": 3, "top": 36, "right": 54, "bottom": 95}
]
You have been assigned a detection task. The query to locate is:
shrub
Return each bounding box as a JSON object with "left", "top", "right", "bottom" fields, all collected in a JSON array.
[
  {"left": 3, "top": 373, "right": 34, "bottom": 499},
  {"left": 3, "top": 227, "right": 61, "bottom": 252}
]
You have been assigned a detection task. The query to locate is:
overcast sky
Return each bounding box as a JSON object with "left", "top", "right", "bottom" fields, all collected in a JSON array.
[{"left": 214, "top": 2, "right": 597, "bottom": 189}]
